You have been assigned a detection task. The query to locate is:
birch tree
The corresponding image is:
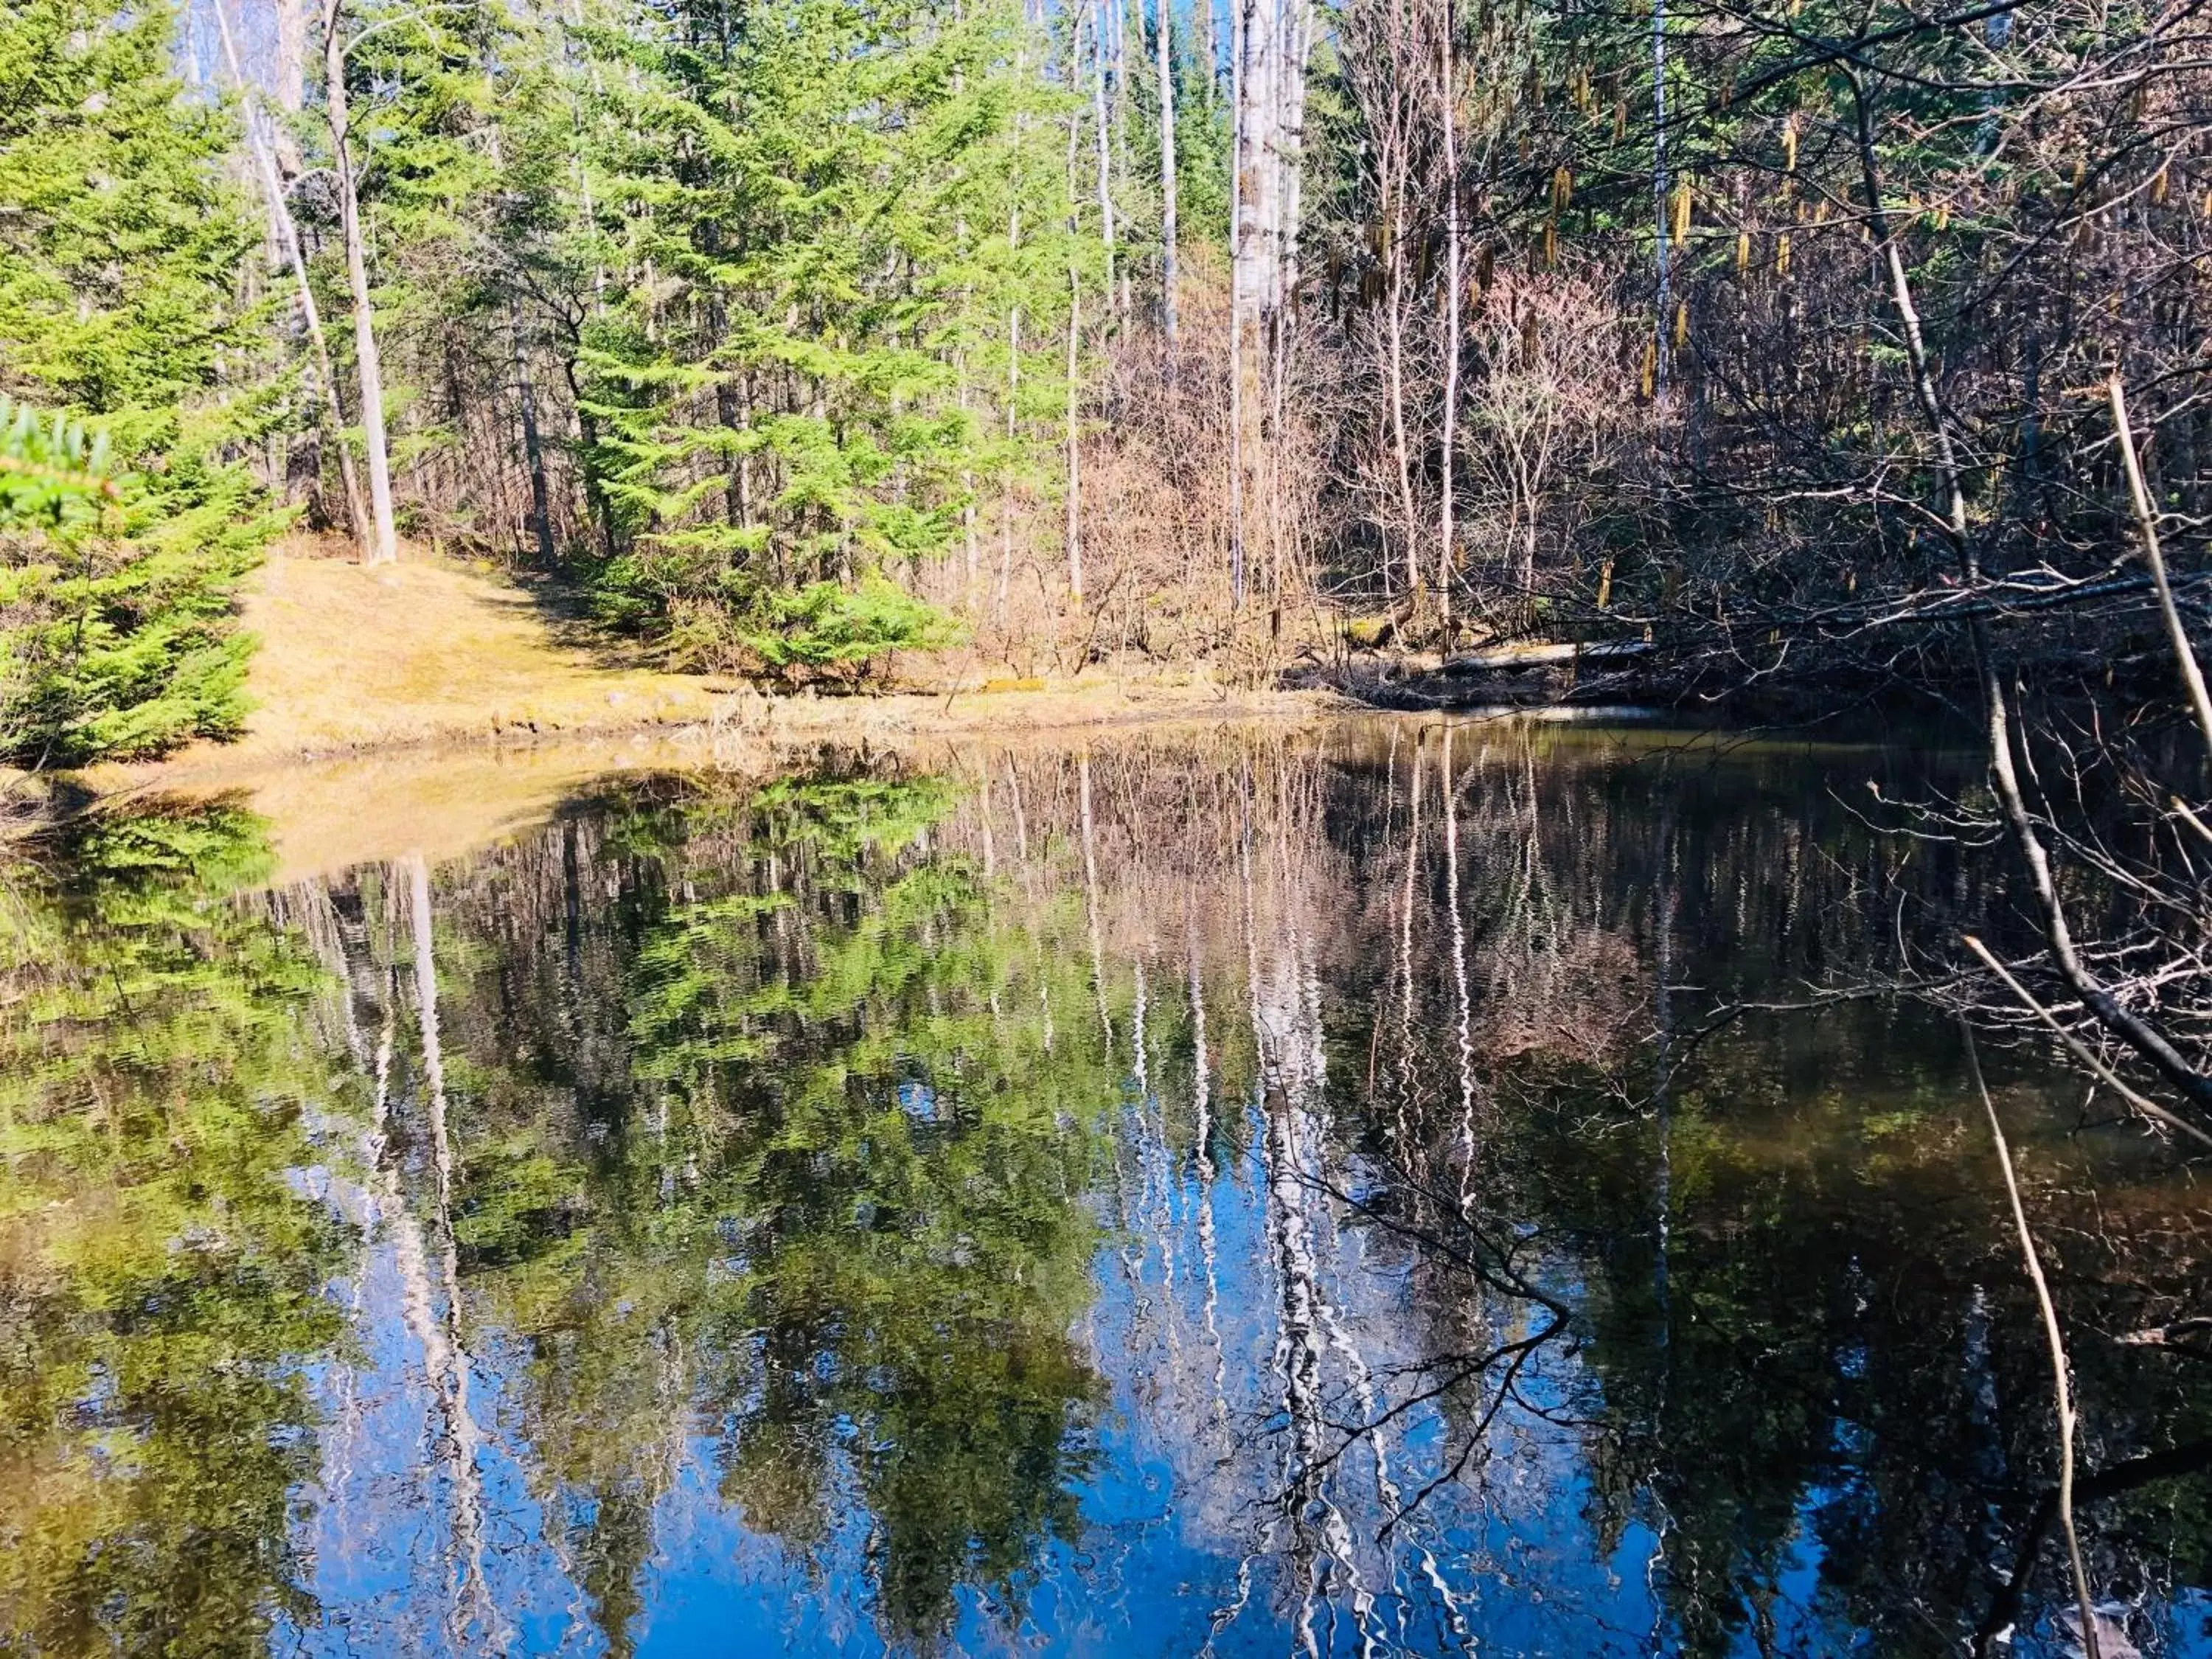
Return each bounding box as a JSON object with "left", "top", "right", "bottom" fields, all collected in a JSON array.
[
  {"left": 1227, "top": 0, "right": 1314, "bottom": 608},
  {"left": 1155, "top": 0, "right": 1178, "bottom": 346},
  {"left": 321, "top": 0, "right": 399, "bottom": 564}
]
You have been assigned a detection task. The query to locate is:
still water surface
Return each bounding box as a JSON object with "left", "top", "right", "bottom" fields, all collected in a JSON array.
[{"left": 4, "top": 718, "right": 2211, "bottom": 1657}]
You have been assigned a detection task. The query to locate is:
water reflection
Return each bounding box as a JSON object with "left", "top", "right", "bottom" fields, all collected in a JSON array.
[{"left": 3, "top": 720, "right": 2210, "bottom": 1656}]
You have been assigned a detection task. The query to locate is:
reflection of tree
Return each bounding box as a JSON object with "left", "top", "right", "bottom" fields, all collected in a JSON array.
[
  {"left": 11, "top": 725, "right": 2212, "bottom": 1656},
  {"left": 327, "top": 767, "right": 1118, "bottom": 1649},
  {"left": 397, "top": 727, "right": 2212, "bottom": 1655},
  {"left": 1501, "top": 1015, "right": 2212, "bottom": 1656},
  {"left": 0, "top": 801, "right": 347, "bottom": 1656},
  {"left": 1285, "top": 720, "right": 2212, "bottom": 1655}
]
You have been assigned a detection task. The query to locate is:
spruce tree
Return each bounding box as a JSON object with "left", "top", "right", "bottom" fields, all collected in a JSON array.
[
  {"left": 0, "top": 0, "right": 279, "bottom": 765},
  {"left": 564, "top": 0, "right": 1088, "bottom": 675}
]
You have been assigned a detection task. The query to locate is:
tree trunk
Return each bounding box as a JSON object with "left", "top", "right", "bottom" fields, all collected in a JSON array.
[
  {"left": 324, "top": 0, "right": 400, "bottom": 566},
  {"left": 1436, "top": 0, "right": 1460, "bottom": 636},
  {"left": 1065, "top": 69, "right": 1086, "bottom": 608},
  {"left": 1227, "top": 0, "right": 1246, "bottom": 605},
  {"left": 1113, "top": 0, "right": 1135, "bottom": 320},
  {"left": 1089, "top": 2, "right": 1117, "bottom": 322},
  {"left": 273, "top": 0, "right": 310, "bottom": 168},
  {"left": 1266, "top": 0, "right": 1312, "bottom": 616},
  {"left": 1228, "top": 0, "right": 1308, "bottom": 613},
  {"left": 212, "top": 0, "right": 368, "bottom": 552},
  {"left": 1231, "top": 0, "right": 1273, "bottom": 608},
  {"left": 1272, "top": 0, "right": 1315, "bottom": 309},
  {"left": 1650, "top": 0, "right": 1671, "bottom": 397},
  {"left": 1001, "top": 302, "right": 1020, "bottom": 623},
  {"left": 509, "top": 300, "right": 557, "bottom": 566},
  {"left": 1067, "top": 268, "right": 1084, "bottom": 605},
  {"left": 1156, "top": 0, "right": 1178, "bottom": 346}
]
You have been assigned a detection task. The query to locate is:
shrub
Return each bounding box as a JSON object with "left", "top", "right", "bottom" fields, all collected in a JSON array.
[{"left": 741, "top": 576, "right": 964, "bottom": 687}]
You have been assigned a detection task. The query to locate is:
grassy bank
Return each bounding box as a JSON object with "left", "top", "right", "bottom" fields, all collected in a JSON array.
[{"left": 33, "top": 546, "right": 1337, "bottom": 844}]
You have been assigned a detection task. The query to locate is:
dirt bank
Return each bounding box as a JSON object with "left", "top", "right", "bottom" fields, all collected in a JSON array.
[
  {"left": 32, "top": 546, "right": 1343, "bottom": 873},
  {"left": 98, "top": 546, "right": 1340, "bottom": 790}
]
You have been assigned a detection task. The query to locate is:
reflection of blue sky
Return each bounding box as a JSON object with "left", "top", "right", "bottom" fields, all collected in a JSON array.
[
  {"left": 261, "top": 896, "right": 2212, "bottom": 1657},
  {"left": 273, "top": 1071, "right": 2212, "bottom": 1659},
  {"left": 272, "top": 1071, "right": 2212, "bottom": 1659},
  {"left": 895, "top": 1079, "right": 938, "bottom": 1125},
  {"left": 274, "top": 1084, "right": 1667, "bottom": 1656}
]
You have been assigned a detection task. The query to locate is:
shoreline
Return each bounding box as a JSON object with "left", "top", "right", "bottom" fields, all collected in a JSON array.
[
  {"left": 100, "top": 675, "right": 1349, "bottom": 791},
  {"left": 112, "top": 546, "right": 1350, "bottom": 786},
  {"left": 49, "top": 681, "right": 1349, "bottom": 885}
]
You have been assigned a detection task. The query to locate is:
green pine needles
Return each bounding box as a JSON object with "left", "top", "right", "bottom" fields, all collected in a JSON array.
[
  {"left": 562, "top": 0, "right": 1088, "bottom": 676},
  {"left": 0, "top": 400, "right": 274, "bottom": 766},
  {"left": 743, "top": 577, "right": 967, "bottom": 685},
  {"left": 0, "top": 0, "right": 277, "bottom": 768},
  {"left": 0, "top": 398, "right": 119, "bottom": 531}
]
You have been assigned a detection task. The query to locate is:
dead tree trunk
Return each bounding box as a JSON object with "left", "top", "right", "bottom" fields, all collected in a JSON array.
[{"left": 214, "top": 0, "right": 367, "bottom": 551}]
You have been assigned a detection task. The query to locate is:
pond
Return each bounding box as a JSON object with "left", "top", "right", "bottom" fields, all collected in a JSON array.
[{"left": 3, "top": 717, "right": 2209, "bottom": 1657}]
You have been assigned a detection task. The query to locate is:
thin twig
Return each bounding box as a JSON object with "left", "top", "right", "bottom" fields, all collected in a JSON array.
[
  {"left": 1961, "top": 1025, "right": 2098, "bottom": 1659},
  {"left": 1963, "top": 934, "right": 2212, "bottom": 1151},
  {"left": 2109, "top": 375, "right": 2212, "bottom": 773}
]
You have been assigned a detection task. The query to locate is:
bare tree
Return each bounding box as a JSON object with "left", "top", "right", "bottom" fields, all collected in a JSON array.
[
  {"left": 1462, "top": 274, "right": 1620, "bottom": 623},
  {"left": 322, "top": 0, "right": 400, "bottom": 565},
  {"left": 212, "top": 0, "right": 368, "bottom": 552}
]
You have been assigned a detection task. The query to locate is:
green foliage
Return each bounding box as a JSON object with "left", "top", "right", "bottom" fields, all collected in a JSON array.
[
  {"left": 0, "top": 0, "right": 262, "bottom": 416},
  {"left": 0, "top": 397, "right": 119, "bottom": 532},
  {"left": 287, "top": 0, "right": 1092, "bottom": 663},
  {"left": 741, "top": 575, "right": 965, "bottom": 682},
  {"left": 0, "top": 799, "right": 347, "bottom": 1655},
  {"left": 543, "top": 0, "right": 1086, "bottom": 653},
  {"left": 0, "top": 406, "right": 276, "bottom": 765},
  {"left": 0, "top": 0, "right": 277, "bottom": 767}
]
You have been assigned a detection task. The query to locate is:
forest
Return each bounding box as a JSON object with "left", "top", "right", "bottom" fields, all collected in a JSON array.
[
  {"left": 6, "top": 0, "right": 2210, "bottom": 1114},
  {"left": 0, "top": 0, "right": 2203, "bottom": 731},
  {"left": 7, "top": 0, "right": 2212, "bottom": 1642}
]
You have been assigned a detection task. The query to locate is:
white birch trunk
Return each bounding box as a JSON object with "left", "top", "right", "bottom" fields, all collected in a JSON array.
[
  {"left": 1156, "top": 0, "right": 1178, "bottom": 344},
  {"left": 1066, "top": 45, "right": 1087, "bottom": 608},
  {"left": 1226, "top": 0, "right": 1245, "bottom": 604},
  {"left": 324, "top": 0, "right": 400, "bottom": 565},
  {"left": 1228, "top": 0, "right": 1310, "bottom": 608},
  {"left": 213, "top": 0, "right": 368, "bottom": 552}
]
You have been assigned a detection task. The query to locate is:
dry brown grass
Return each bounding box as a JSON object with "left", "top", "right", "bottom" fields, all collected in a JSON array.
[
  {"left": 111, "top": 539, "right": 1336, "bottom": 777},
  {"left": 60, "top": 538, "right": 1343, "bottom": 872},
  {"left": 213, "top": 539, "right": 731, "bottom": 758}
]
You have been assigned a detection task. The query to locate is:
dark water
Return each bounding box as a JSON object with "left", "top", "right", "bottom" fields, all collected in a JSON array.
[{"left": 4, "top": 717, "right": 2211, "bottom": 1658}]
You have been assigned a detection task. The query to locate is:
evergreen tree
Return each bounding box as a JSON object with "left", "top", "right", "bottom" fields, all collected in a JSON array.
[
  {"left": 0, "top": 0, "right": 279, "bottom": 764},
  {"left": 562, "top": 0, "right": 1089, "bottom": 673}
]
